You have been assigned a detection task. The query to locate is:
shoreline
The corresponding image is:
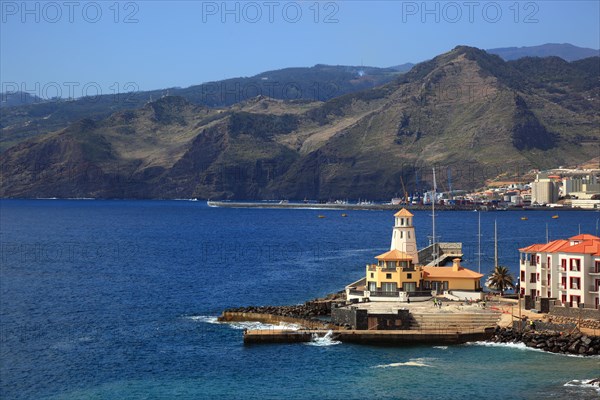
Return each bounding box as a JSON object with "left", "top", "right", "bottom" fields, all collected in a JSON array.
[
  {"left": 207, "top": 200, "right": 596, "bottom": 212},
  {"left": 220, "top": 295, "right": 600, "bottom": 354}
]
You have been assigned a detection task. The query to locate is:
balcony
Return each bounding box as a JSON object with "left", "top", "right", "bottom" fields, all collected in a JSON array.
[
  {"left": 589, "top": 286, "right": 599, "bottom": 293},
  {"left": 589, "top": 268, "right": 600, "bottom": 275},
  {"left": 540, "top": 262, "right": 547, "bottom": 271},
  {"left": 348, "top": 288, "right": 365, "bottom": 296},
  {"left": 369, "top": 291, "right": 400, "bottom": 298}
]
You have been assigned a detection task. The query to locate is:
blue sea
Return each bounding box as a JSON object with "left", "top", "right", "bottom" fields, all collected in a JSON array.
[{"left": 1, "top": 200, "right": 599, "bottom": 400}]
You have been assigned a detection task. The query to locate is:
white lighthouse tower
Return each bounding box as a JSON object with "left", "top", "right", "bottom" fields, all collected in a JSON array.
[{"left": 390, "top": 209, "right": 419, "bottom": 264}]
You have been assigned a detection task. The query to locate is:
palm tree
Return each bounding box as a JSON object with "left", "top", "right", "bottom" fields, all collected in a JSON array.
[{"left": 486, "top": 265, "right": 515, "bottom": 296}]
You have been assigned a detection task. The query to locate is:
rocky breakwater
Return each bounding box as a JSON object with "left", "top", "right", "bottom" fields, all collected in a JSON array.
[
  {"left": 490, "top": 327, "right": 600, "bottom": 356},
  {"left": 219, "top": 297, "right": 344, "bottom": 328},
  {"left": 225, "top": 301, "right": 331, "bottom": 319}
]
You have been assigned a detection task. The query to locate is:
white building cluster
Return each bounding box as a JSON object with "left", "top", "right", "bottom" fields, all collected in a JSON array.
[{"left": 519, "top": 234, "right": 600, "bottom": 310}]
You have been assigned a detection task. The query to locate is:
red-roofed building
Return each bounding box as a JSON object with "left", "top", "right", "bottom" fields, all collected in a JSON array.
[{"left": 519, "top": 234, "right": 600, "bottom": 309}]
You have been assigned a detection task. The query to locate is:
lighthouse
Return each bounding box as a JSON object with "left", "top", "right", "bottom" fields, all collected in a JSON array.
[{"left": 390, "top": 209, "right": 419, "bottom": 264}]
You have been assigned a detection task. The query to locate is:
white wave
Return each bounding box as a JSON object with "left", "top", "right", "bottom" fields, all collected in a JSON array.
[
  {"left": 186, "top": 315, "right": 300, "bottom": 331},
  {"left": 373, "top": 358, "right": 435, "bottom": 368},
  {"left": 564, "top": 379, "right": 600, "bottom": 393},
  {"left": 466, "top": 341, "right": 600, "bottom": 358},
  {"left": 305, "top": 330, "right": 341, "bottom": 346},
  {"left": 433, "top": 346, "right": 448, "bottom": 350},
  {"left": 187, "top": 315, "right": 219, "bottom": 324}
]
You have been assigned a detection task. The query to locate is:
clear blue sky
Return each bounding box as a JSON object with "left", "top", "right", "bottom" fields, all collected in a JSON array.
[{"left": 1, "top": 0, "right": 599, "bottom": 96}]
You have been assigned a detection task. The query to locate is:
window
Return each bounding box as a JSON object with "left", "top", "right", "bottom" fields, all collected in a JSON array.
[
  {"left": 407, "top": 273, "right": 412, "bottom": 279},
  {"left": 595, "top": 261, "right": 600, "bottom": 273},
  {"left": 570, "top": 295, "right": 581, "bottom": 307},
  {"left": 370, "top": 273, "right": 374, "bottom": 278},
  {"left": 386, "top": 273, "right": 392, "bottom": 279},
  {"left": 368, "top": 282, "right": 377, "bottom": 292},
  {"left": 382, "top": 282, "right": 397, "bottom": 292},
  {"left": 561, "top": 259, "right": 567, "bottom": 271},
  {"left": 530, "top": 273, "right": 536, "bottom": 283},
  {"left": 561, "top": 277, "right": 566, "bottom": 289},
  {"left": 570, "top": 258, "right": 581, "bottom": 272},
  {"left": 570, "top": 277, "right": 580, "bottom": 290},
  {"left": 408, "top": 232, "right": 410, "bottom": 239},
  {"left": 596, "top": 279, "right": 600, "bottom": 291},
  {"left": 536, "top": 273, "right": 540, "bottom": 282},
  {"left": 520, "top": 271, "right": 525, "bottom": 282},
  {"left": 547, "top": 257, "right": 551, "bottom": 268},
  {"left": 561, "top": 294, "right": 567, "bottom": 304},
  {"left": 531, "top": 256, "right": 537, "bottom": 266}
]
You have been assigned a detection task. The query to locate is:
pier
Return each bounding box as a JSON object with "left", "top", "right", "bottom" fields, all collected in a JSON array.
[{"left": 243, "top": 328, "right": 495, "bottom": 345}]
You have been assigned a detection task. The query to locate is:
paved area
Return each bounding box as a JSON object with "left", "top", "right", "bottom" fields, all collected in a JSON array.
[{"left": 347, "top": 299, "right": 499, "bottom": 315}]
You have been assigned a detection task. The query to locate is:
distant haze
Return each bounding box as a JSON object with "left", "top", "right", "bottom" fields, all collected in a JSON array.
[{"left": 487, "top": 43, "right": 599, "bottom": 61}]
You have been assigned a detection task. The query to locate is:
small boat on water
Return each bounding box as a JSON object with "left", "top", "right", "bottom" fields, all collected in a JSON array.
[
  {"left": 318, "top": 215, "right": 326, "bottom": 219},
  {"left": 552, "top": 215, "right": 559, "bottom": 219},
  {"left": 521, "top": 216, "right": 528, "bottom": 221},
  {"left": 341, "top": 213, "right": 348, "bottom": 217}
]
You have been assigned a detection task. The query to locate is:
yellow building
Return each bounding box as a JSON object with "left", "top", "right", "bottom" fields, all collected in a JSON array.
[{"left": 350, "top": 208, "right": 483, "bottom": 302}]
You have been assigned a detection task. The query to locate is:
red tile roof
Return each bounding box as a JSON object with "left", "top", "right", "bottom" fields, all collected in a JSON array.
[
  {"left": 422, "top": 266, "right": 483, "bottom": 279},
  {"left": 394, "top": 209, "right": 414, "bottom": 217},
  {"left": 560, "top": 240, "right": 600, "bottom": 255},
  {"left": 520, "top": 235, "right": 600, "bottom": 255},
  {"left": 569, "top": 234, "right": 600, "bottom": 241},
  {"left": 375, "top": 249, "right": 413, "bottom": 260}
]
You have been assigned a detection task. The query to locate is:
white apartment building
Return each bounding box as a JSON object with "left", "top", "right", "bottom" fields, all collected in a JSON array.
[
  {"left": 531, "top": 173, "right": 559, "bottom": 205},
  {"left": 519, "top": 234, "right": 600, "bottom": 309}
]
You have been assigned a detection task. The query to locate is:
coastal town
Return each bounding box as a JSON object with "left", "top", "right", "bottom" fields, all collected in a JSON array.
[
  {"left": 221, "top": 206, "right": 600, "bottom": 356},
  {"left": 208, "top": 163, "right": 600, "bottom": 212}
]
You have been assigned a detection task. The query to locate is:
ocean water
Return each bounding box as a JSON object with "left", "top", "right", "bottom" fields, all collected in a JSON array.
[{"left": 1, "top": 200, "right": 598, "bottom": 400}]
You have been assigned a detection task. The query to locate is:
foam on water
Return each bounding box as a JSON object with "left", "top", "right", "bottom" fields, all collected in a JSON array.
[
  {"left": 186, "top": 315, "right": 301, "bottom": 331},
  {"left": 466, "top": 341, "right": 600, "bottom": 358},
  {"left": 433, "top": 346, "right": 448, "bottom": 350},
  {"left": 564, "top": 379, "right": 600, "bottom": 393},
  {"left": 305, "top": 330, "right": 341, "bottom": 347},
  {"left": 373, "top": 358, "right": 436, "bottom": 368}
]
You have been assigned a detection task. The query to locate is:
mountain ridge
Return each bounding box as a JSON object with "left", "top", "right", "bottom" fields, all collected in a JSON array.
[{"left": 2, "top": 46, "right": 599, "bottom": 200}]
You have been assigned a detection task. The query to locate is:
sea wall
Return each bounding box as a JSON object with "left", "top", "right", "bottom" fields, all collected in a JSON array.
[
  {"left": 219, "top": 311, "right": 336, "bottom": 329},
  {"left": 220, "top": 301, "right": 339, "bottom": 329},
  {"left": 549, "top": 306, "right": 600, "bottom": 322},
  {"left": 490, "top": 327, "right": 599, "bottom": 356}
]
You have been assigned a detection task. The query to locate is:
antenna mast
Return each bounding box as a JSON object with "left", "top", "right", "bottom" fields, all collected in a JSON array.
[
  {"left": 494, "top": 219, "right": 498, "bottom": 270},
  {"left": 477, "top": 212, "right": 482, "bottom": 273},
  {"left": 432, "top": 167, "right": 438, "bottom": 267}
]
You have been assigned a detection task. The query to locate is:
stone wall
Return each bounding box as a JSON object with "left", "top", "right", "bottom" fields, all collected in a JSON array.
[
  {"left": 546, "top": 315, "right": 600, "bottom": 330},
  {"left": 549, "top": 304, "right": 600, "bottom": 321},
  {"left": 331, "top": 306, "right": 368, "bottom": 329}
]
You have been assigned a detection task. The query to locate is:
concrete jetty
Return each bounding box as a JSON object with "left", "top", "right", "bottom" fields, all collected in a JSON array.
[{"left": 243, "top": 328, "right": 495, "bottom": 345}]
